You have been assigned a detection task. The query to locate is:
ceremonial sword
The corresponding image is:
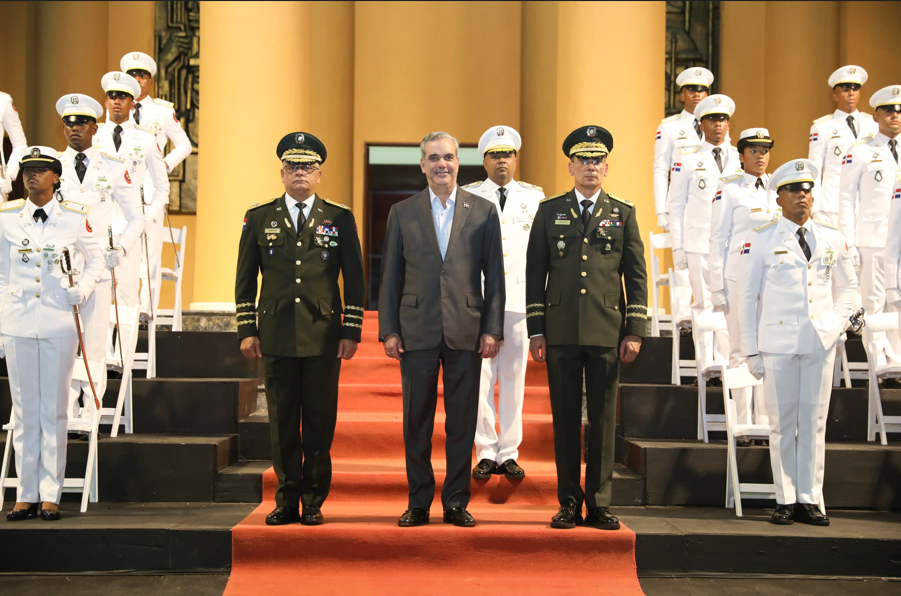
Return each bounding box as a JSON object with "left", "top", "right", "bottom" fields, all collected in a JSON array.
[
  {"left": 139, "top": 185, "right": 155, "bottom": 321},
  {"left": 0, "top": 122, "right": 7, "bottom": 201},
  {"left": 108, "top": 226, "right": 126, "bottom": 369},
  {"left": 61, "top": 248, "right": 101, "bottom": 409}
]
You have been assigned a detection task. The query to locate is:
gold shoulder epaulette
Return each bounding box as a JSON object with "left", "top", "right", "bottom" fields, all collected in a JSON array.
[
  {"left": 852, "top": 136, "right": 871, "bottom": 147},
  {"left": 100, "top": 152, "right": 125, "bottom": 163},
  {"left": 0, "top": 199, "right": 25, "bottom": 212},
  {"left": 153, "top": 98, "right": 174, "bottom": 109},
  {"left": 518, "top": 181, "right": 543, "bottom": 192},
  {"left": 720, "top": 173, "right": 742, "bottom": 183},
  {"left": 753, "top": 220, "right": 777, "bottom": 232},
  {"left": 323, "top": 198, "right": 351, "bottom": 210},
  {"left": 813, "top": 218, "right": 839, "bottom": 230},
  {"left": 813, "top": 114, "right": 831, "bottom": 125},
  {"left": 248, "top": 198, "right": 277, "bottom": 210},
  {"left": 540, "top": 192, "right": 566, "bottom": 203},
  {"left": 660, "top": 114, "right": 679, "bottom": 124},
  {"left": 461, "top": 180, "right": 481, "bottom": 189},
  {"left": 680, "top": 145, "right": 700, "bottom": 155},
  {"left": 608, "top": 194, "right": 633, "bottom": 207},
  {"left": 61, "top": 200, "right": 90, "bottom": 215}
]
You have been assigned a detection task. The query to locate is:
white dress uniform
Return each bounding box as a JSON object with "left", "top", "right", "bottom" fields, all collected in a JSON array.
[
  {"left": 885, "top": 182, "right": 901, "bottom": 306},
  {"left": 668, "top": 110, "right": 742, "bottom": 371},
  {"left": 0, "top": 179, "right": 104, "bottom": 503},
  {"left": 808, "top": 65, "right": 878, "bottom": 227},
  {"left": 738, "top": 161, "right": 857, "bottom": 506},
  {"left": 709, "top": 161, "right": 779, "bottom": 424},
  {"left": 0, "top": 92, "right": 28, "bottom": 196}
]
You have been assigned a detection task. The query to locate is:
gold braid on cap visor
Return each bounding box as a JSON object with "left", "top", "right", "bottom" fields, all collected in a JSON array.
[
  {"left": 281, "top": 148, "right": 322, "bottom": 163},
  {"left": 569, "top": 142, "right": 609, "bottom": 158},
  {"left": 484, "top": 145, "right": 517, "bottom": 154}
]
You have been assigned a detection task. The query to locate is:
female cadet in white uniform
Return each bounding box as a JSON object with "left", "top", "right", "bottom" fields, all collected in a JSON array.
[
  {"left": 708, "top": 128, "right": 779, "bottom": 431},
  {"left": 0, "top": 147, "right": 104, "bottom": 521}
]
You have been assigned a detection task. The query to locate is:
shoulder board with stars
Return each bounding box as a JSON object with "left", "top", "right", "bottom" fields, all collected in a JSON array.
[
  {"left": 813, "top": 114, "right": 831, "bottom": 125},
  {"left": 248, "top": 198, "right": 278, "bottom": 211},
  {"left": 660, "top": 114, "right": 679, "bottom": 124},
  {"left": 0, "top": 198, "right": 25, "bottom": 212},
  {"left": 753, "top": 220, "right": 776, "bottom": 233},
  {"left": 153, "top": 98, "right": 174, "bottom": 109},
  {"left": 540, "top": 192, "right": 566, "bottom": 203},
  {"left": 720, "top": 173, "right": 742, "bottom": 183},
  {"left": 680, "top": 145, "right": 700, "bottom": 155},
  {"left": 323, "top": 198, "right": 351, "bottom": 210},
  {"left": 813, "top": 218, "right": 840, "bottom": 230},
  {"left": 608, "top": 194, "right": 633, "bottom": 207},
  {"left": 518, "top": 181, "right": 543, "bottom": 192},
  {"left": 461, "top": 180, "right": 481, "bottom": 189},
  {"left": 100, "top": 152, "right": 125, "bottom": 163},
  {"left": 61, "top": 200, "right": 90, "bottom": 215}
]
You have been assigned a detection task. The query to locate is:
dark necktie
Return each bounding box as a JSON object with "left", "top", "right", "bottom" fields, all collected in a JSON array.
[
  {"left": 498, "top": 187, "right": 507, "bottom": 211},
  {"left": 134, "top": 103, "right": 142, "bottom": 125},
  {"left": 296, "top": 203, "right": 306, "bottom": 230},
  {"left": 581, "top": 199, "right": 592, "bottom": 228},
  {"left": 847, "top": 115, "right": 857, "bottom": 139},
  {"left": 33, "top": 208, "right": 47, "bottom": 223},
  {"left": 75, "top": 152, "right": 87, "bottom": 183},
  {"left": 797, "top": 227, "right": 811, "bottom": 261},
  {"left": 113, "top": 125, "right": 123, "bottom": 151},
  {"left": 890, "top": 139, "right": 899, "bottom": 164},
  {"left": 755, "top": 178, "right": 764, "bottom": 190},
  {"left": 693, "top": 119, "right": 701, "bottom": 138},
  {"left": 712, "top": 147, "right": 723, "bottom": 173}
]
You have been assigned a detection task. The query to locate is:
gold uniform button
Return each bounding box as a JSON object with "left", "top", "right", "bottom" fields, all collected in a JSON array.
[
  {"left": 297, "top": 241, "right": 302, "bottom": 247},
  {"left": 36, "top": 262, "right": 41, "bottom": 268},
  {"left": 580, "top": 289, "right": 586, "bottom": 294},
  {"left": 779, "top": 320, "right": 783, "bottom": 325},
  {"left": 501, "top": 220, "right": 505, "bottom": 224},
  {"left": 295, "top": 278, "right": 301, "bottom": 284},
  {"left": 35, "top": 293, "right": 40, "bottom": 298},
  {"left": 811, "top": 315, "right": 815, "bottom": 320},
  {"left": 779, "top": 260, "right": 784, "bottom": 264},
  {"left": 581, "top": 272, "right": 587, "bottom": 277},
  {"left": 583, "top": 238, "right": 588, "bottom": 244},
  {"left": 808, "top": 265, "right": 812, "bottom": 269},
  {"left": 295, "top": 260, "right": 301, "bottom": 265},
  {"left": 582, "top": 255, "right": 588, "bottom": 261},
  {"left": 808, "top": 282, "right": 812, "bottom": 286},
  {"left": 504, "top": 253, "right": 508, "bottom": 257},
  {"left": 809, "top": 299, "right": 813, "bottom": 303},
  {"left": 505, "top": 271, "right": 508, "bottom": 275},
  {"left": 503, "top": 236, "right": 507, "bottom": 240},
  {"left": 35, "top": 277, "right": 40, "bottom": 282},
  {"left": 295, "top": 298, "right": 300, "bottom": 303}
]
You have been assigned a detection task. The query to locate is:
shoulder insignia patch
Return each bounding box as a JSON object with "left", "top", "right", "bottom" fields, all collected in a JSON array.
[
  {"left": 720, "top": 174, "right": 742, "bottom": 183},
  {"left": 813, "top": 115, "right": 831, "bottom": 124},
  {"left": 461, "top": 181, "right": 481, "bottom": 189},
  {"left": 100, "top": 152, "right": 125, "bottom": 163},
  {"left": 540, "top": 192, "right": 566, "bottom": 204},
  {"left": 660, "top": 114, "right": 679, "bottom": 123},
  {"left": 153, "top": 98, "right": 175, "bottom": 109},
  {"left": 518, "top": 181, "right": 543, "bottom": 192},
  {"left": 813, "top": 218, "right": 839, "bottom": 230},
  {"left": 680, "top": 145, "right": 700, "bottom": 155},
  {"left": 608, "top": 194, "right": 633, "bottom": 207},
  {"left": 248, "top": 198, "right": 277, "bottom": 210},
  {"left": 323, "top": 198, "right": 351, "bottom": 210},
  {"left": 61, "top": 200, "right": 90, "bottom": 215},
  {"left": 0, "top": 199, "right": 25, "bottom": 212},
  {"left": 753, "top": 220, "right": 777, "bottom": 232}
]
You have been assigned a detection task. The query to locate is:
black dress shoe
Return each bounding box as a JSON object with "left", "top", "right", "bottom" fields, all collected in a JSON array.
[
  {"left": 793, "top": 503, "right": 829, "bottom": 526},
  {"left": 736, "top": 438, "right": 751, "bottom": 447},
  {"left": 707, "top": 377, "right": 722, "bottom": 387},
  {"left": 6, "top": 503, "right": 38, "bottom": 522},
  {"left": 443, "top": 507, "right": 475, "bottom": 527},
  {"left": 265, "top": 506, "right": 300, "bottom": 526},
  {"left": 300, "top": 505, "right": 323, "bottom": 526},
  {"left": 498, "top": 459, "right": 525, "bottom": 479},
  {"left": 770, "top": 504, "right": 794, "bottom": 525},
  {"left": 585, "top": 507, "right": 620, "bottom": 530},
  {"left": 40, "top": 508, "right": 61, "bottom": 521},
  {"left": 551, "top": 500, "right": 581, "bottom": 529},
  {"left": 398, "top": 508, "right": 430, "bottom": 527},
  {"left": 472, "top": 459, "right": 497, "bottom": 479}
]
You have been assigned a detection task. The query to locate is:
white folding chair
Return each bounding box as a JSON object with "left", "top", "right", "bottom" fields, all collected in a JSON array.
[
  {"left": 692, "top": 311, "right": 728, "bottom": 442},
  {"left": 134, "top": 235, "right": 159, "bottom": 379},
  {"left": 154, "top": 224, "right": 187, "bottom": 332},
  {"left": 103, "top": 306, "right": 142, "bottom": 437},
  {"left": 668, "top": 267, "right": 696, "bottom": 385},
  {"left": 67, "top": 358, "right": 106, "bottom": 512},
  {"left": 862, "top": 312, "right": 901, "bottom": 445},
  {"left": 648, "top": 230, "right": 673, "bottom": 337},
  {"left": 833, "top": 335, "right": 868, "bottom": 388}
]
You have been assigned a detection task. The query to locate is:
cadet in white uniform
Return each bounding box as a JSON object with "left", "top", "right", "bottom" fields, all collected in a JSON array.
[
  {"left": 653, "top": 67, "right": 713, "bottom": 231},
  {"left": 0, "top": 92, "right": 28, "bottom": 198},
  {"left": 668, "top": 94, "right": 741, "bottom": 372},
  {"left": 92, "top": 72, "right": 170, "bottom": 329},
  {"left": 120, "top": 52, "right": 192, "bottom": 314},
  {"left": 738, "top": 159, "right": 857, "bottom": 527},
  {"left": 838, "top": 84, "right": 901, "bottom": 368},
  {"left": 809, "top": 66, "right": 878, "bottom": 226},
  {"left": 884, "top": 89, "right": 901, "bottom": 310},
  {"left": 463, "top": 126, "right": 543, "bottom": 480},
  {"left": 1, "top": 148, "right": 104, "bottom": 521},
  {"left": 55, "top": 94, "right": 145, "bottom": 414},
  {"left": 709, "top": 128, "right": 779, "bottom": 429}
]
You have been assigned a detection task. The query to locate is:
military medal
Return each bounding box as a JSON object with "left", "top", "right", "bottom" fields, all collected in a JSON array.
[
  {"left": 330, "top": 241, "right": 338, "bottom": 247},
  {"left": 21, "top": 254, "right": 28, "bottom": 263},
  {"left": 876, "top": 171, "right": 883, "bottom": 182},
  {"left": 557, "top": 239, "right": 565, "bottom": 257},
  {"left": 321, "top": 250, "right": 329, "bottom": 260},
  {"left": 271, "top": 221, "right": 278, "bottom": 227},
  {"left": 22, "top": 239, "right": 28, "bottom": 246},
  {"left": 523, "top": 223, "right": 530, "bottom": 231},
  {"left": 605, "top": 243, "right": 612, "bottom": 251},
  {"left": 834, "top": 146, "right": 842, "bottom": 156},
  {"left": 699, "top": 179, "right": 706, "bottom": 190},
  {"left": 824, "top": 250, "right": 835, "bottom": 282}
]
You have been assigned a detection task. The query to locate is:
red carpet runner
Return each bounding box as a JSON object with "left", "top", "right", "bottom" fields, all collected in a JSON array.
[{"left": 224, "top": 312, "right": 644, "bottom": 595}]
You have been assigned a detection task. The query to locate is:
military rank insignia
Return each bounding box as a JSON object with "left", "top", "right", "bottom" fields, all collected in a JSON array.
[
  {"left": 698, "top": 179, "right": 706, "bottom": 190},
  {"left": 315, "top": 225, "right": 338, "bottom": 237}
]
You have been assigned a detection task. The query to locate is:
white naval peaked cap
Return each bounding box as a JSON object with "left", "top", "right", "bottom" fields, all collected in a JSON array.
[
  {"left": 55, "top": 94, "right": 103, "bottom": 119},
  {"left": 695, "top": 94, "right": 735, "bottom": 119},
  {"left": 101, "top": 71, "right": 141, "bottom": 98},
  {"left": 869, "top": 85, "right": 901, "bottom": 110},
  {"left": 768, "top": 159, "right": 819, "bottom": 192},
  {"left": 478, "top": 125, "right": 521, "bottom": 156},
  {"left": 120, "top": 51, "right": 157, "bottom": 77},
  {"left": 828, "top": 65, "right": 868, "bottom": 87},
  {"left": 738, "top": 128, "right": 772, "bottom": 143},
  {"left": 676, "top": 67, "right": 714, "bottom": 89}
]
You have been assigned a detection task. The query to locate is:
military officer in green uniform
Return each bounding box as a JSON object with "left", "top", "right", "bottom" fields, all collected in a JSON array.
[
  {"left": 235, "top": 132, "right": 365, "bottom": 526},
  {"left": 525, "top": 126, "right": 648, "bottom": 531}
]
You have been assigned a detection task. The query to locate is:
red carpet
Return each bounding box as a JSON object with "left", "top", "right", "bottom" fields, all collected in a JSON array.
[{"left": 224, "top": 312, "right": 644, "bottom": 595}]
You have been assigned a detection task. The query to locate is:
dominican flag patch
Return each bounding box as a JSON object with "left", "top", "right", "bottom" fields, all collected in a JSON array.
[
  {"left": 713, "top": 190, "right": 722, "bottom": 202},
  {"left": 243, "top": 218, "right": 247, "bottom": 230},
  {"left": 741, "top": 242, "right": 751, "bottom": 255},
  {"left": 672, "top": 163, "right": 682, "bottom": 172},
  {"left": 655, "top": 131, "right": 662, "bottom": 140},
  {"left": 842, "top": 154, "right": 853, "bottom": 165},
  {"left": 894, "top": 188, "right": 901, "bottom": 200},
  {"left": 810, "top": 132, "right": 819, "bottom": 142}
]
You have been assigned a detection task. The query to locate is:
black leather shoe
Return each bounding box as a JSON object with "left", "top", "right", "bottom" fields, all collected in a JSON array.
[
  {"left": 443, "top": 507, "right": 475, "bottom": 527},
  {"left": 770, "top": 504, "right": 794, "bottom": 525},
  {"left": 300, "top": 505, "right": 323, "bottom": 526},
  {"left": 472, "top": 459, "right": 497, "bottom": 479},
  {"left": 736, "top": 438, "right": 751, "bottom": 447},
  {"left": 585, "top": 507, "right": 620, "bottom": 530},
  {"left": 6, "top": 503, "right": 38, "bottom": 521},
  {"left": 793, "top": 503, "right": 829, "bottom": 526},
  {"left": 265, "top": 506, "right": 300, "bottom": 526},
  {"left": 398, "top": 508, "right": 430, "bottom": 527},
  {"left": 707, "top": 377, "right": 722, "bottom": 387},
  {"left": 40, "top": 508, "right": 61, "bottom": 521},
  {"left": 498, "top": 459, "right": 525, "bottom": 479},
  {"left": 551, "top": 500, "right": 581, "bottom": 529}
]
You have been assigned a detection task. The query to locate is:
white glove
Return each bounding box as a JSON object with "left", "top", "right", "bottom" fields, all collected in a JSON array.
[
  {"left": 66, "top": 285, "right": 87, "bottom": 306},
  {"left": 887, "top": 288, "right": 901, "bottom": 307},
  {"left": 657, "top": 213, "right": 670, "bottom": 231},
  {"left": 673, "top": 248, "right": 688, "bottom": 270},
  {"left": 848, "top": 246, "right": 861, "bottom": 269},
  {"left": 747, "top": 355, "right": 765, "bottom": 380},
  {"left": 105, "top": 247, "right": 122, "bottom": 268},
  {"left": 0, "top": 174, "right": 12, "bottom": 196},
  {"left": 711, "top": 289, "right": 728, "bottom": 312},
  {"left": 0, "top": 340, "right": 5, "bottom": 359}
]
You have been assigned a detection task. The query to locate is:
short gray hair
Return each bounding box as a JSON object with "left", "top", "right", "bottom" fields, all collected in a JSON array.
[{"left": 420, "top": 131, "right": 459, "bottom": 159}]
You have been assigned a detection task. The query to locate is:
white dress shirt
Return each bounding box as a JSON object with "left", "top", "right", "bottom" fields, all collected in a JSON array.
[
  {"left": 284, "top": 192, "right": 315, "bottom": 231},
  {"left": 26, "top": 199, "right": 55, "bottom": 240},
  {"left": 781, "top": 216, "right": 817, "bottom": 257},
  {"left": 429, "top": 186, "right": 457, "bottom": 260}
]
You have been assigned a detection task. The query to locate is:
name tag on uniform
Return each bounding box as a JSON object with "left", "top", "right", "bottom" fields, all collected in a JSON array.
[
  {"left": 555, "top": 220, "right": 570, "bottom": 225},
  {"left": 774, "top": 250, "right": 788, "bottom": 254},
  {"left": 750, "top": 208, "right": 762, "bottom": 212},
  {"left": 264, "top": 228, "right": 281, "bottom": 234}
]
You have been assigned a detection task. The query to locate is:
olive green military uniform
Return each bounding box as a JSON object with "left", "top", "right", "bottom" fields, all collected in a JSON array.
[
  {"left": 525, "top": 188, "right": 647, "bottom": 510},
  {"left": 235, "top": 194, "right": 365, "bottom": 509}
]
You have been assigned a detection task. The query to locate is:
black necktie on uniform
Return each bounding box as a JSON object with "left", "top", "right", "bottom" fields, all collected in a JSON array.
[
  {"left": 693, "top": 119, "right": 701, "bottom": 138},
  {"left": 712, "top": 147, "right": 723, "bottom": 173},
  {"left": 134, "top": 103, "right": 142, "bottom": 125},
  {"left": 797, "top": 227, "right": 812, "bottom": 261},
  {"left": 113, "top": 125, "right": 123, "bottom": 151},
  {"left": 890, "top": 139, "right": 899, "bottom": 164},
  {"left": 755, "top": 178, "right": 764, "bottom": 190},
  {"left": 33, "top": 208, "right": 47, "bottom": 223},
  {"left": 296, "top": 203, "right": 306, "bottom": 230},
  {"left": 581, "top": 199, "right": 592, "bottom": 228},
  {"left": 75, "top": 152, "right": 87, "bottom": 183},
  {"left": 847, "top": 115, "right": 858, "bottom": 139},
  {"left": 498, "top": 187, "right": 507, "bottom": 211}
]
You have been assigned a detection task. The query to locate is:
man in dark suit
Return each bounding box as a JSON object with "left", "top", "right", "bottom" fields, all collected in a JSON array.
[
  {"left": 526, "top": 126, "right": 648, "bottom": 531},
  {"left": 235, "top": 132, "right": 366, "bottom": 526},
  {"left": 378, "top": 131, "right": 505, "bottom": 528}
]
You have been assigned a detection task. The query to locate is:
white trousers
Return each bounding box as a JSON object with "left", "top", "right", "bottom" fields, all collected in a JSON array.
[
  {"left": 858, "top": 247, "right": 901, "bottom": 366},
  {"left": 68, "top": 279, "right": 112, "bottom": 417},
  {"left": 687, "top": 252, "right": 730, "bottom": 371},
  {"left": 723, "top": 279, "right": 767, "bottom": 425},
  {"left": 762, "top": 341, "right": 835, "bottom": 505},
  {"left": 474, "top": 311, "right": 528, "bottom": 463},
  {"left": 671, "top": 250, "right": 692, "bottom": 323},
  {"left": 3, "top": 334, "right": 78, "bottom": 504},
  {"left": 139, "top": 203, "right": 166, "bottom": 313}
]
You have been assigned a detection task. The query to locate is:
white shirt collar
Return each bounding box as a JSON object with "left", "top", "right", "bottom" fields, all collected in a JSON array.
[
  {"left": 285, "top": 192, "right": 315, "bottom": 215},
  {"left": 62, "top": 145, "right": 95, "bottom": 161},
  {"left": 26, "top": 198, "right": 55, "bottom": 220},
  {"left": 834, "top": 108, "right": 860, "bottom": 120},
  {"left": 429, "top": 185, "right": 458, "bottom": 208},
  {"left": 742, "top": 172, "right": 767, "bottom": 187},
  {"left": 574, "top": 187, "right": 602, "bottom": 205}
]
